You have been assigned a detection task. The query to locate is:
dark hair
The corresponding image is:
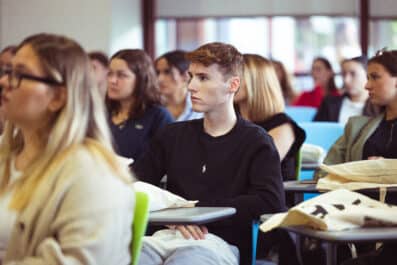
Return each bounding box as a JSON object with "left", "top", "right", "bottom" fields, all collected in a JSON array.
[
  {"left": 0, "top": 45, "right": 17, "bottom": 55},
  {"left": 313, "top": 57, "right": 337, "bottom": 91},
  {"left": 368, "top": 50, "right": 397, "bottom": 77},
  {"left": 155, "top": 50, "right": 190, "bottom": 75},
  {"left": 88, "top": 51, "right": 109, "bottom": 68},
  {"left": 342, "top": 55, "right": 368, "bottom": 69},
  {"left": 106, "top": 49, "right": 162, "bottom": 119},
  {"left": 271, "top": 59, "right": 295, "bottom": 104},
  {"left": 186, "top": 42, "right": 243, "bottom": 78}
]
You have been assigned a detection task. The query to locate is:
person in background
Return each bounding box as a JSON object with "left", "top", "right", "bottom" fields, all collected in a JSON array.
[
  {"left": 155, "top": 50, "right": 202, "bottom": 121},
  {"left": 234, "top": 54, "right": 303, "bottom": 264},
  {"left": 0, "top": 46, "right": 17, "bottom": 133},
  {"left": 88, "top": 51, "right": 109, "bottom": 98},
  {"left": 271, "top": 59, "right": 297, "bottom": 105},
  {"left": 133, "top": 42, "right": 286, "bottom": 265},
  {"left": 0, "top": 33, "right": 134, "bottom": 265},
  {"left": 314, "top": 55, "right": 379, "bottom": 124},
  {"left": 235, "top": 54, "right": 305, "bottom": 182},
  {"left": 107, "top": 49, "right": 173, "bottom": 161},
  {"left": 293, "top": 57, "right": 340, "bottom": 108},
  {"left": 315, "top": 49, "right": 397, "bottom": 265}
]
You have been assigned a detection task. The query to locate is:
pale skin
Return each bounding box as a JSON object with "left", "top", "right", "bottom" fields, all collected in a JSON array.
[
  {"left": 107, "top": 58, "right": 136, "bottom": 125},
  {"left": 0, "top": 45, "right": 66, "bottom": 171},
  {"left": 365, "top": 62, "right": 397, "bottom": 160},
  {"left": 169, "top": 63, "right": 240, "bottom": 240},
  {"left": 156, "top": 58, "right": 189, "bottom": 119},
  {"left": 341, "top": 61, "right": 368, "bottom": 102}
]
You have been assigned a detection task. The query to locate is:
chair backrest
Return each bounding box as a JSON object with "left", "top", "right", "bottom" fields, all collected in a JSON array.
[
  {"left": 285, "top": 106, "right": 317, "bottom": 122},
  {"left": 131, "top": 191, "right": 150, "bottom": 265},
  {"left": 298, "top": 121, "right": 344, "bottom": 151}
]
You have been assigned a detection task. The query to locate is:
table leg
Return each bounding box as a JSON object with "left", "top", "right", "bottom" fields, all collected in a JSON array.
[
  {"left": 294, "top": 193, "right": 304, "bottom": 204},
  {"left": 325, "top": 242, "right": 337, "bottom": 265}
]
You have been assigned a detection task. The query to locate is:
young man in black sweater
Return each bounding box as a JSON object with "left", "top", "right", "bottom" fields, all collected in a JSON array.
[{"left": 133, "top": 42, "right": 286, "bottom": 265}]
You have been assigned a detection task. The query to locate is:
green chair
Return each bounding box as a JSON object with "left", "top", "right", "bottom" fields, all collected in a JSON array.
[{"left": 131, "top": 191, "right": 150, "bottom": 265}]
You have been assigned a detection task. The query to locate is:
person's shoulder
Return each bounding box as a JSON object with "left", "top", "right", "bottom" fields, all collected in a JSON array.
[
  {"left": 323, "top": 94, "right": 343, "bottom": 104},
  {"left": 238, "top": 118, "right": 272, "bottom": 142},
  {"left": 157, "top": 118, "right": 203, "bottom": 137}
]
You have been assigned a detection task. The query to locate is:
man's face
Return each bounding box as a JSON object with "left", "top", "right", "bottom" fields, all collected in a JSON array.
[{"left": 187, "top": 63, "right": 237, "bottom": 114}]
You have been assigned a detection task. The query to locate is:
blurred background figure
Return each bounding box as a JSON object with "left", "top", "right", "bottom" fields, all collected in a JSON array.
[
  {"left": 0, "top": 45, "right": 17, "bottom": 134},
  {"left": 89, "top": 51, "right": 109, "bottom": 98},
  {"left": 235, "top": 54, "right": 305, "bottom": 182},
  {"left": 234, "top": 53, "right": 304, "bottom": 265},
  {"left": 271, "top": 59, "right": 297, "bottom": 105},
  {"left": 107, "top": 49, "right": 173, "bottom": 161},
  {"left": 293, "top": 57, "right": 340, "bottom": 108},
  {"left": 314, "top": 55, "right": 379, "bottom": 123},
  {"left": 155, "top": 50, "right": 202, "bottom": 121}
]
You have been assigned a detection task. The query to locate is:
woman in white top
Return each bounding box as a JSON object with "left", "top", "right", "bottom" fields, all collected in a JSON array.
[{"left": 0, "top": 33, "right": 134, "bottom": 265}]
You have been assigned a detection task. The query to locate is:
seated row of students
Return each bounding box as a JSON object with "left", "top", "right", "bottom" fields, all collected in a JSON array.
[
  {"left": 2, "top": 32, "right": 394, "bottom": 265},
  {"left": 314, "top": 49, "right": 397, "bottom": 265}
]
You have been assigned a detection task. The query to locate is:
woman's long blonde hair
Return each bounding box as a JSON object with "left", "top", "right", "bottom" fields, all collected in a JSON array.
[
  {"left": 242, "top": 54, "right": 285, "bottom": 122},
  {"left": 0, "top": 33, "right": 131, "bottom": 210}
]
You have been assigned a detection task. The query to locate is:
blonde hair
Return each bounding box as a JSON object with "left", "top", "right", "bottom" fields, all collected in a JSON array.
[
  {"left": 0, "top": 33, "right": 132, "bottom": 210},
  {"left": 241, "top": 54, "right": 285, "bottom": 122}
]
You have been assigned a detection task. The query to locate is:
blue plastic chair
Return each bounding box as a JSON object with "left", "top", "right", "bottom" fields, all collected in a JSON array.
[
  {"left": 285, "top": 106, "right": 317, "bottom": 122},
  {"left": 298, "top": 122, "right": 344, "bottom": 200}
]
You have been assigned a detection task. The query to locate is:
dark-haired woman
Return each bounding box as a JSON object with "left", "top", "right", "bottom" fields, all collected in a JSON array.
[{"left": 107, "top": 49, "right": 174, "bottom": 160}]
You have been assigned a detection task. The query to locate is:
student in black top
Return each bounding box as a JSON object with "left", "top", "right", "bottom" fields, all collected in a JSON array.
[
  {"left": 234, "top": 54, "right": 305, "bottom": 182},
  {"left": 107, "top": 49, "right": 173, "bottom": 160},
  {"left": 314, "top": 56, "right": 379, "bottom": 124},
  {"left": 133, "top": 43, "right": 286, "bottom": 265}
]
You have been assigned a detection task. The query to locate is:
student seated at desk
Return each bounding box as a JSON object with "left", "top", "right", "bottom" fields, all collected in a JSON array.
[
  {"left": 0, "top": 33, "right": 134, "bottom": 265},
  {"left": 315, "top": 49, "right": 397, "bottom": 265},
  {"left": 132, "top": 42, "right": 286, "bottom": 265}
]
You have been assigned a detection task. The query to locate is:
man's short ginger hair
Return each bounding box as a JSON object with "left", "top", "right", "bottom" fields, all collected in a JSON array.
[{"left": 186, "top": 42, "right": 243, "bottom": 79}]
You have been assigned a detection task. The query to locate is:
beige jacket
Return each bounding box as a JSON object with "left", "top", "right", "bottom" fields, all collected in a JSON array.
[
  {"left": 315, "top": 114, "right": 384, "bottom": 179},
  {"left": 2, "top": 147, "right": 135, "bottom": 265}
]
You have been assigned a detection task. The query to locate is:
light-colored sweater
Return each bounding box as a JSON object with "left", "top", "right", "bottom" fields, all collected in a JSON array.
[{"left": 2, "top": 146, "right": 135, "bottom": 265}]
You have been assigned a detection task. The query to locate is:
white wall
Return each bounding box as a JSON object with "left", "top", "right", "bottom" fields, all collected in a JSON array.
[
  {"left": 0, "top": 0, "right": 142, "bottom": 54},
  {"left": 157, "top": 0, "right": 360, "bottom": 18}
]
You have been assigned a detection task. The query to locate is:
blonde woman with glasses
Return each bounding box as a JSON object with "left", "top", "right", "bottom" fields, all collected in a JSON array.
[{"left": 0, "top": 33, "right": 134, "bottom": 265}]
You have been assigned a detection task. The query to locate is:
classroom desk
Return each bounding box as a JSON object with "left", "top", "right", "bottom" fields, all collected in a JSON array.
[
  {"left": 149, "top": 207, "right": 236, "bottom": 225},
  {"left": 283, "top": 180, "right": 397, "bottom": 205},
  {"left": 260, "top": 213, "right": 397, "bottom": 265}
]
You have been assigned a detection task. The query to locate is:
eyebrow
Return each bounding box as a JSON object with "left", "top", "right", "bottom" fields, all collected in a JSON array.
[{"left": 188, "top": 71, "right": 209, "bottom": 77}]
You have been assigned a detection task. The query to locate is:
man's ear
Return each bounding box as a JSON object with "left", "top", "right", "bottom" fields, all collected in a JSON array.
[
  {"left": 48, "top": 86, "right": 67, "bottom": 113},
  {"left": 228, "top": 76, "right": 240, "bottom": 93}
]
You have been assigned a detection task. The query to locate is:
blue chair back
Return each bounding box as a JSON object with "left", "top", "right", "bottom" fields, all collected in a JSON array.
[
  {"left": 285, "top": 106, "right": 317, "bottom": 122},
  {"left": 298, "top": 122, "right": 344, "bottom": 181},
  {"left": 298, "top": 121, "right": 344, "bottom": 151}
]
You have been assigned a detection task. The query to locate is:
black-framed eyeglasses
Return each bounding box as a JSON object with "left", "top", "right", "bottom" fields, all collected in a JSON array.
[
  {"left": 0, "top": 67, "right": 63, "bottom": 89},
  {"left": 375, "top": 47, "right": 388, "bottom": 57}
]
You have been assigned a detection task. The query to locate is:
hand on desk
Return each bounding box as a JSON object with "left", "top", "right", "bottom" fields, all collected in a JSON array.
[
  {"left": 168, "top": 225, "right": 208, "bottom": 240},
  {"left": 368, "top": 156, "right": 384, "bottom": 160}
]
